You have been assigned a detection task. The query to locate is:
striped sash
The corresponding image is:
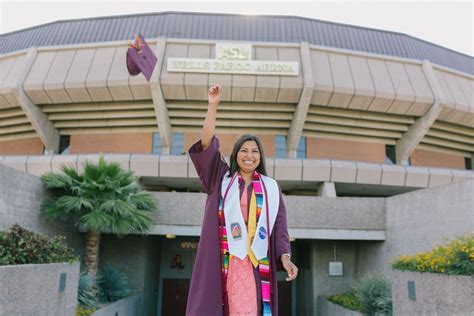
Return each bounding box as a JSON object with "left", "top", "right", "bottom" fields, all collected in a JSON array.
[{"left": 219, "top": 171, "right": 272, "bottom": 316}]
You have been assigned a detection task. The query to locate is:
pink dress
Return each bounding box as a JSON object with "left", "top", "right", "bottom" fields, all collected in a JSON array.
[{"left": 226, "top": 185, "right": 258, "bottom": 315}]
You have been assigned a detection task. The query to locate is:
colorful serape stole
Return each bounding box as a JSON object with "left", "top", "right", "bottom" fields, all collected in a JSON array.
[{"left": 219, "top": 171, "right": 272, "bottom": 316}]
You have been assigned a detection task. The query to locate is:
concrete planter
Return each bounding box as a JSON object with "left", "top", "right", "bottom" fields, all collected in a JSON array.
[
  {"left": 318, "top": 296, "right": 363, "bottom": 316},
  {"left": 392, "top": 270, "right": 474, "bottom": 315},
  {"left": 92, "top": 294, "right": 143, "bottom": 316},
  {"left": 0, "top": 261, "right": 80, "bottom": 316}
]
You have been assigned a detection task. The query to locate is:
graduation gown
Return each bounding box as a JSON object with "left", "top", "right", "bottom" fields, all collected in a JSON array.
[{"left": 186, "top": 137, "right": 291, "bottom": 316}]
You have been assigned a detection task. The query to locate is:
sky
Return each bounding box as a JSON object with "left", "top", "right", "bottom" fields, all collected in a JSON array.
[{"left": 0, "top": 0, "right": 473, "bottom": 56}]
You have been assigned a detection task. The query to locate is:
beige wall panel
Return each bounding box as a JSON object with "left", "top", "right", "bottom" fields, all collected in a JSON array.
[
  {"left": 1, "top": 156, "right": 28, "bottom": 172},
  {"left": 437, "top": 106, "right": 452, "bottom": 121},
  {"left": 184, "top": 44, "right": 211, "bottom": 101},
  {"left": 129, "top": 74, "right": 151, "bottom": 100},
  {"left": 232, "top": 75, "right": 256, "bottom": 102},
  {"left": 24, "top": 51, "right": 55, "bottom": 104},
  {"left": 428, "top": 168, "right": 453, "bottom": 187},
  {"left": 405, "top": 166, "right": 430, "bottom": 188},
  {"left": 404, "top": 64, "right": 434, "bottom": 116},
  {"left": 366, "top": 59, "right": 395, "bottom": 112},
  {"left": 26, "top": 155, "right": 53, "bottom": 176},
  {"left": 277, "top": 47, "right": 303, "bottom": 103},
  {"left": 310, "top": 50, "right": 333, "bottom": 106},
  {"left": 302, "top": 159, "right": 331, "bottom": 181},
  {"left": 85, "top": 47, "right": 115, "bottom": 101},
  {"left": 347, "top": 56, "right": 375, "bottom": 110},
  {"left": 434, "top": 69, "right": 455, "bottom": 108},
  {"left": 1, "top": 55, "right": 28, "bottom": 107},
  {"left": 327, "top": 53, "right": 354, "bottom": 108},
  {"left": 255, "top": 47, "right": 279, "bottom": 103},
  {"left": 209, "top": 74, "right": 232, "bottom": 101},
  {"left": 380, "top": 164, "right": 406, "bottom": 186},
  {"left": 274, "top": 158, "right": 302, "bottom": 181},
  {"left": 0, "top": 57, "right": 16, "bottom": 108},
  {"left": 107, "top": 45, "right": 133, "bottom": 101},
  {"left": 330, "top": 160, "right": 357, "bottom": 183},
  {"left": 443, "top": 72, "right": 470, "bottom": 113},
  {"left": 43, "top": 50, "right": 75, "bottom": 103},
  {"left": 64, "top": 48, "right": 95, "bottom": 102},
  {"left": 385, "top": 61, "right": 415, "bottom": 115},
  {"left": 356, "top": 162, "right": 382, "bottom": 185},
  {"left": 455, "top": 76, "right": 473, "bottom": 110},
  {"left": 159, "top": 155, "right": 188, "bottom": 177},
  {"left": 130, "top": 154, "right": 159, "bottom": 177},
  {"left": 161, "top": 43, "right": 187, "bottom": 100}
]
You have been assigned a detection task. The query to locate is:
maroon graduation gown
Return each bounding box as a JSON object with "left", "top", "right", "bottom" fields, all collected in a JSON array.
[{"left": 186, "top": 137, "right": 291, "bottom": 316}]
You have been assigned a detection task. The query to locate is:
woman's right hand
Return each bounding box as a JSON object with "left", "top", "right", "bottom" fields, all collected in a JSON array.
[{"left": 208, "top": 84, "right": 221, "bottom": 106}]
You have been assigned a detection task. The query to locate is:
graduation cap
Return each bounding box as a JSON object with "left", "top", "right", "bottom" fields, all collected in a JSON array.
[{"left": 126, "top": 34, "right": 157, "bottom": 81}]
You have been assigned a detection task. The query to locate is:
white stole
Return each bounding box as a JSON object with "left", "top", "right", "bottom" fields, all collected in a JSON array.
[{"left": 220, "top": 171, "right": 280, "bottom": 260}]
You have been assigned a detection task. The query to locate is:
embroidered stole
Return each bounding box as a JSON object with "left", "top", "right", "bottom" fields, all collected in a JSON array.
[{"left": 219, "top": 171, "right": 273, "bottom": 316}]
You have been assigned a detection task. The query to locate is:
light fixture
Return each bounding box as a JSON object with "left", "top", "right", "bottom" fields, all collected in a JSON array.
[{"left": 165, "top": 234, "right": 176, "bottom": 239}]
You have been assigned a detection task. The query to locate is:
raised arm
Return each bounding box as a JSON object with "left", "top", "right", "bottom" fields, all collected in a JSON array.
[{"left": 202, "top": 84, "right": 221, "bottom": 150}]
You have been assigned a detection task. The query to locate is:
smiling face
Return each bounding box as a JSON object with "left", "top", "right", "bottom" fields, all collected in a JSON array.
[{"left": 236, "top": 140, "right": 261, "bottom": 175}]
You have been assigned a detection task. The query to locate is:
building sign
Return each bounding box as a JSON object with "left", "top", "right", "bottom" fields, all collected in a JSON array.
[{"left": 167, "top": 43, "right": 299, "bottom": 76}]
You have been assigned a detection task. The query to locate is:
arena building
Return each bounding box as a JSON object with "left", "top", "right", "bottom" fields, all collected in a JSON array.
[{"left": 0, "top": 12, "right": 473, "bottom": 315}]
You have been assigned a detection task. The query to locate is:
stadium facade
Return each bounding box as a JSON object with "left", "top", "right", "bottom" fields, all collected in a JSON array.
[{"left": 0, "top": 12, "right": 473, "bottom": 315}]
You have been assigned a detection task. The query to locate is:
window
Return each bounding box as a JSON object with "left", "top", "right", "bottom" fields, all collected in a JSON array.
[
  {"left": 275, "top": 135, "right": 286, "bottom": 158},
  {"left": 465, "top": 157, "right": 472, "bottom": 170},
  {"left": 152, "top": 133, "right": 185, "bottom": 155},
  {"left": 385, "top": 145, "right": 396, "bottom": 164},
  {"left": 152, "top": 133, "right": 161, "bottom": 154},
  {"left": 59, "top": 135, "right": 70, "bottom": 155},
  {"left": 274, "top": 136, "right": 306, "bottom": 158},
  {"left": 296, "top": 137, "right": 306, "bottom": 159},
  {"left": 170, "top": 133, "right": 185, "bottom": 155}
]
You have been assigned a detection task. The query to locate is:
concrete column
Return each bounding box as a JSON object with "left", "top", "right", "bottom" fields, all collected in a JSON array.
[
  {"left": 15, "top": 47, "right": 60, "bottom": 154},
  {"left": 286, "top": 42, "right": 314, "bottom": 158},
  {"left": 317, "top": 182, "right": 337, "bottom": 197},
  {"left": 150, "top": 38, "right": 173, "bottom": 155},
  {"left": 395, "top": 60, "right": 445, "bottom": 164}
]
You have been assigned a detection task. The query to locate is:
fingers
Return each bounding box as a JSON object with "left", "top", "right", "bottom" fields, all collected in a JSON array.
[
  {"left": 208, "top": 84, "right": 221, "bottom": 95},
  {"left": 285, "top": 264, "right": 298, "bottom": 281}
]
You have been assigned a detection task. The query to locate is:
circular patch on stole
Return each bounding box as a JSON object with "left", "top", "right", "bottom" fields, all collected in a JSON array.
[{"left": 258, "top": 226, "right": 267, "bottom": 239}]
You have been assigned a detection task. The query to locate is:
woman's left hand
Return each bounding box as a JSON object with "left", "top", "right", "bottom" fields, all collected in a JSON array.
[{"left": 281, "top": 255, "right": 298, "bottom": 281}]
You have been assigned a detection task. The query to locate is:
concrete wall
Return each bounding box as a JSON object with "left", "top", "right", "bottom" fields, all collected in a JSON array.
[
  {"left": 357, "top": 178, "right": 473, "bottom": 275},
  {"left": 0, "top": 164, "right": 83, "bottom": 252},
  {"left": 392, "top": 270, "right": 473, "bottom": 315},
  {"left": 99, "top": 235, "right": 161, "bottom": 316},
  {"left": 317, "top": 296, "right": 362, "bottom": 316},
  {"left": 0, "top": 262, "right": 80, "bottom": 316},
  {"left": 92, "top": 294, "right": 143, "bottom": 316}
]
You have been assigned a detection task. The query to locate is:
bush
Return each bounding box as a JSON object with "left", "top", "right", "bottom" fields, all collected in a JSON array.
[
  {"left": 97, "top": 265, "right": 131, "bottom": 303},
  {"left": 353, "top": 273, "right": 392, "bottom": 316},
  {"left": 77, "top": 271, "right": 100, "bottom": 311},
  {"left": 392, "top": 234, "right": 474, "bottom": 276},
  {"left": 327, "top": 290, "right": 362, "bottom": 312},
  {"left": 0, "top": 224, "right": 77, "bottom": 265}
]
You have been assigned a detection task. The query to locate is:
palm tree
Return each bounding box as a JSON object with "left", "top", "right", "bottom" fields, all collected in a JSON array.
[{"left": 41, "top": 156, "right": 157, "bottom": 277}]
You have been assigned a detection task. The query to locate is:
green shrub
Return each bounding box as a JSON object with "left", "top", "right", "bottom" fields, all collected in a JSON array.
[
  {"left": 353, "top": 273, "right": 392, "bottom": 316},
  {"left": 97, "top": 265, "right": 131, "bottom": 302},
  {"left": 327, "top": 290, "right": 362, "bottom": 312},
  {"left": 77, "top": 271, "right": 100, "bottom": 311},
  {"left": 392, "top": 234, "right": 474, "bottom": 276},
  {"left": 0, "top": 224, "right": 77, "bottom": 265}
]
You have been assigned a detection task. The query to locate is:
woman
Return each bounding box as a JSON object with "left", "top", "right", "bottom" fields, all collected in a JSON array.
[{"left": 186, "top": 84, "right": 298, "bottom": 316}]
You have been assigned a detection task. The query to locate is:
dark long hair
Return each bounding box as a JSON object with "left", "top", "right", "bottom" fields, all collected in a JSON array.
[{"left": 228, "top": 134, "right": 267, "bottom": 177}]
